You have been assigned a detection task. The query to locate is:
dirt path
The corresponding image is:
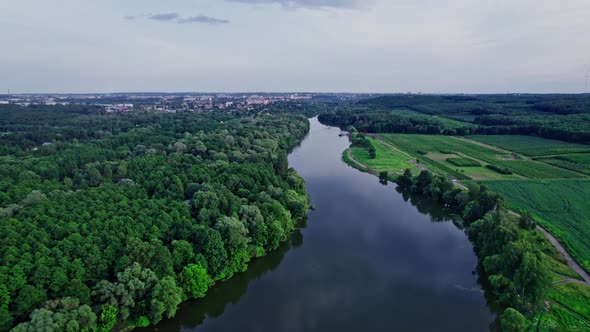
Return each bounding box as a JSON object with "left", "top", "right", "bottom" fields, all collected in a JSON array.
[{"left": 537, "top": 226, "right": 590, "bottom": 286}]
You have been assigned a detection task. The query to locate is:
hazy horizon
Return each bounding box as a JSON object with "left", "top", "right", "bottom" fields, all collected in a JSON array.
[{"left": 2, "top": 0, "right": 590, "bottom": 94}]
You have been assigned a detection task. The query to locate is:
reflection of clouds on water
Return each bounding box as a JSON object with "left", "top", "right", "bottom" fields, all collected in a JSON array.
[{"left": 454, "top": 284, "right": 486, "bottom": 294}]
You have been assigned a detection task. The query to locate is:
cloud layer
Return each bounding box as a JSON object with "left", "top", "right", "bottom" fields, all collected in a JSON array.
[
  {"left": 226, "top": 0, "right": 359, "bottom": 9},
  {"left": 144, "top": 12, "right": 229, "bottom": 24},
  {"left": 2, "top": 0, "right": 590, "bottom": 93}
]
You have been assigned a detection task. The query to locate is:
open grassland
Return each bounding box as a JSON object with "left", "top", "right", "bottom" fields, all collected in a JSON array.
[
  {"left": 484, "top": 179, "right": 590, "bottom": 274},
  {"left": 379, "top": 134, "right": 582, "bottom": 179},
  {"left": 468, "top": 135, "right": 590, "bottom": 157},
  {"left": 536, "top": 154, "right": 590, "bottom": 176},
  {"left": 536, "top": 283, "right": 590, "bottom": 331},
  {"left": 350, "top": 137, "right": 418, "bottom": 174}
]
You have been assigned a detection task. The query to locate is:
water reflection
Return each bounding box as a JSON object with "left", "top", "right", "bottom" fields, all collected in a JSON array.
[
  {"left": 143, "top": 227, "right": 305, "bottom": 331},
  {"left": 145, "top": 117, "right": 494, "bottom": 332}
]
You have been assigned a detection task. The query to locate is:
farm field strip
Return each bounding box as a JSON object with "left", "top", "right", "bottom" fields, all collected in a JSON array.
[
  {"left": 535, "top": 153, "right": 590, "bottom": 176},
  {"left": 468, "top": 135, "right": 590, "bottom": 157}
]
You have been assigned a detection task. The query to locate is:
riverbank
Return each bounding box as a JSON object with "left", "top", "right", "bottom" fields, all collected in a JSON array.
[
  {"left": 144, "top": 117, "right": 494, "bottom": 331},
  {"left": 340, "top": 131, "right": 590, "bottom": 330}
]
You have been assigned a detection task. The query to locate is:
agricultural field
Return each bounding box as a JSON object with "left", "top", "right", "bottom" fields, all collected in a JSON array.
[
  {"left": 379, "top": 134, "right": 582, "bottom": 180},
  {"left": 349, "top": 137, "right": 418, "bottom": 174},
  {"left": 536, "top": 154, "right": 590, "bottom": 176},
  {"left": 484, "top": 179, "right": 590, "bottom": 273},
  {"left": 425, "top": 152, "right": 522, "bottom": 180},
  {"left": 468, "top": 135, "right": 590, "bottom": 157}
]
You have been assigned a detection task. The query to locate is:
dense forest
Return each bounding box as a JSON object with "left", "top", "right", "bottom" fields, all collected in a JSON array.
[
  {"left": 0, "top": 105, "right": 310, "bottom": 331},
  {"left": 318, "top": 94, "right": 590, "bottom": 143}
]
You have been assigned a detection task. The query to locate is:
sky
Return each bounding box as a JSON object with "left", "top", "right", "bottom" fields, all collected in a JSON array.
[{"left": 1, "top": 0, "right": 590, "bottom": 93}]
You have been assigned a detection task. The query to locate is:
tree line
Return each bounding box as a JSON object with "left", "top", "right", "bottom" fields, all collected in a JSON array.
[
  {"left": 318, "top": 94, "right": 590, "bottom": 143},
  {"left": 396, "top": 170, "right": 551, "bottom": 330}
]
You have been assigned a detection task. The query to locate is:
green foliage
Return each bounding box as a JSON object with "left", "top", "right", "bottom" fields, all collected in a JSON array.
[
  {"left": 485, "top": 164, "right": 513, "bottom": 175},
  {"left": 0, "top": 108, "right": 310, "bottom": 330},
  {"left": 179, "top": 264, "right": 212, "bottom": 299},
  {"left": 469, "top": 212, "right": 551, "bottom": 310},
  {"left": 378, "top": 171, "right": 389, "bottom": 184},
  {"left": 12, "top": 298, "right": 97, "bottom": 332},
  {"left": 501, "top": 308, "right": 530, "bottom": 332},
  {"left": 519, "top": 211, "right": 536, "bottom": 230},
  {"left": 136, "top": 315, "right": 150, "bottom": 327},
  {"left": 150, "top": 276, "right": 183, "bottom": 324},
  {"left": 98, "top": 305, "right": 117, "bottom": 332}
]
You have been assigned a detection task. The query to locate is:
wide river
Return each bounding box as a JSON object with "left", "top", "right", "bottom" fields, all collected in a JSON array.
[{"left": 146, "top": 117, "right": 494, "bottom": 331}]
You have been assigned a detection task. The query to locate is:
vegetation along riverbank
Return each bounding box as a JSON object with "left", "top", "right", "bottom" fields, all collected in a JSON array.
[{"left": 320, "top": 94, "right": 590, "bottom": 331}]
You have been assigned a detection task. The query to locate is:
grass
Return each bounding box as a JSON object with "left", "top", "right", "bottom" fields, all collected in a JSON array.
[
  {"left": 349, "top": 137, "right": 418, "bottom": 174},
  {"left": 532, "top": 283, "right": 590, "bottom": 331},
  {"left": 468, "top": 135, "right": 590, "bottom": 157},
  {"left": 484, "top": 179, "right": 590, "bottom": 273},
  {"left": 342, "top": 149, "right": 369, "bottom": 173},
  {"left": 379, "top": 134, "right": 582, "bottom": 179},
  {"left": 549, "top": 283, "right": 590, "bottom": 321}
]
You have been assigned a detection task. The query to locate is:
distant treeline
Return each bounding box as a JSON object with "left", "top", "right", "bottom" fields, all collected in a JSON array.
[{"left": 318, "top": 94, "right": 590, "bottom": 143}]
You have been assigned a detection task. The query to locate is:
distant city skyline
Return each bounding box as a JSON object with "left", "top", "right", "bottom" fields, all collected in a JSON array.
[{"left": 2, "top": 0, "right": 590, "bottom": 93}]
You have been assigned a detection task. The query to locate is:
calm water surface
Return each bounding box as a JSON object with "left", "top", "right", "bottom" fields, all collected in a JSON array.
[{"left": 146, "top": 117, "right": 494, "bottom": 332}]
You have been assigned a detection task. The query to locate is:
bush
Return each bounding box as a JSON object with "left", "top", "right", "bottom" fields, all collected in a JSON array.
[{"left": 486, "top": 164, "right": 512, "bottom": 174}]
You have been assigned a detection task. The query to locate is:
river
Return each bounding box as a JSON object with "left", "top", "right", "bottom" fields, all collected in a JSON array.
[{"left": 145, "top": 117, "right": 494, "bottom": 331}]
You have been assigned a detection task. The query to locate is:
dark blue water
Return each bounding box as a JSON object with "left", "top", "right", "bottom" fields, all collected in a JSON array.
[{"left": 147, "top": 117, "right": 494, "bottom": 332}]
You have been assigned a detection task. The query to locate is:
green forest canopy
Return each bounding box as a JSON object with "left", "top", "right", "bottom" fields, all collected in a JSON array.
[{"left": 0, "top": 106, "right": 310, "bottom": 331}]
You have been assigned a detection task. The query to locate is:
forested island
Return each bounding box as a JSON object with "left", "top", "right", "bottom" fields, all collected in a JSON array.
[{"left": 0, "top": 105, "right": 310, "bottom": 331}]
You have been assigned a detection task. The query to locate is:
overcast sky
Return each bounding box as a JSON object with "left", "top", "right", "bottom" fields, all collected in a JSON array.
[{"left": 1, "top": 0, "right": 590, "bottom": 93}]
